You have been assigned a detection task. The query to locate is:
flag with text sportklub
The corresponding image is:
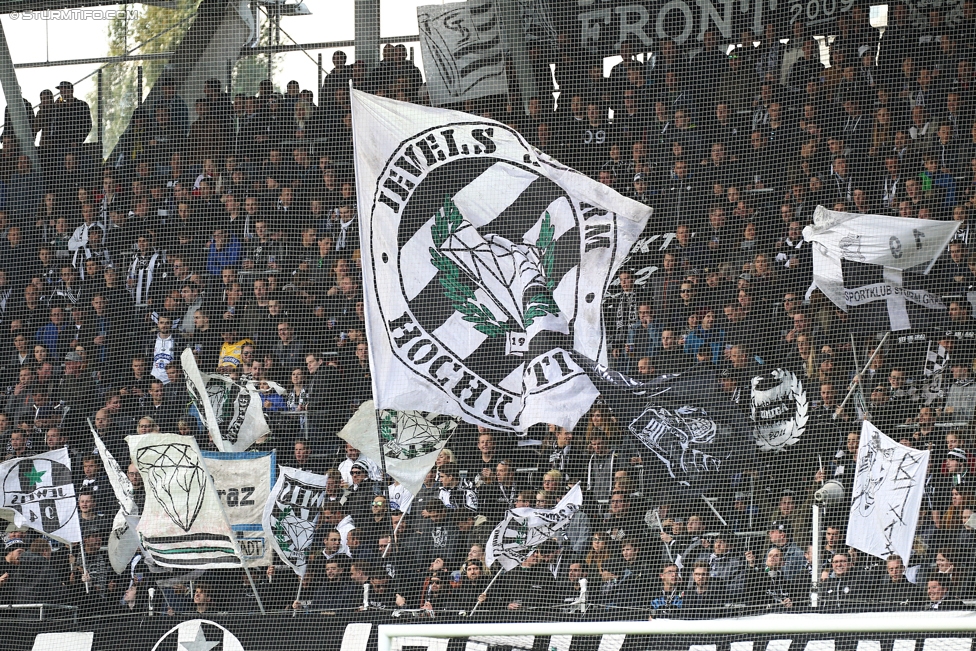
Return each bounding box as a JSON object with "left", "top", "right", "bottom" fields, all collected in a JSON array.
[
  {"left": 352, "top": 88, "right": 651, "bottom": 433},
  {"left": 0, "top": 448, "right": 82, "bottom": 544},
  {"left": 804, "top": 206, "right": 958, "bottom": 332},
  {"left": 485, "top": 483, "right": 582, "bottom": 571},
  {"left": 127, "top": 433, "right": 242, "bottom": 569}
]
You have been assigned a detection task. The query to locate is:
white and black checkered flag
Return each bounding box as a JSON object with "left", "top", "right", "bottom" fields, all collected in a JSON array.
[
  {"left": 805, "top": 206, "right": 958, "bottom": 332},
  {"left": 352, "top": 89, "right": 651, "bottom": 432}
]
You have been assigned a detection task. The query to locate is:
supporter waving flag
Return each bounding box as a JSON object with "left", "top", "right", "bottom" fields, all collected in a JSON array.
[{"left": 352, "top": 88, "right": 651, "bottom": 434}]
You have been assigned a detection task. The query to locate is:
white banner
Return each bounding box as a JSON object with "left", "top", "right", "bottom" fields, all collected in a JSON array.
[
  {"left": 91, "top": 426, "right": 140, "bottom": 574},
  {"left": 127, "top": 433, "right": 242, "bottom": 570},
  {"left": 182, "top": 348, "right": 281, "bottom": 452},
  {"left": 201, "top": 450, "right": 276, "bottom": 567},
  {"left": 338, "top": 400, "right": 458, "bottom": 498},
  {"left": 847, "top": 420, "right": 929, "bottom": 564},
  {"left": 486, "top": 483, "right": 582, "bottom": 570},
  {"left": 352, "top": 89, "right": 651, "bottom": 432},
  {"left": 0, "top": 448, "right": 82, "bottom": 544},
  {"left": 803, "top": 206, "right": 958, "bottom": 316},
  {"left": 262, "top": 466, "right": 329, "bottom": 576},
  {"left": 418, "top": 0, "right": 508, "bottom": 106}
]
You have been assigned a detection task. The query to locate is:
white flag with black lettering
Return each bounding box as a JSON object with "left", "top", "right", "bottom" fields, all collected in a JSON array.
[
  {"left": 200, "top": 450, "right": 276, "bottom": 567},
  {"left": 182, "top": 348, "right": 281, "bottom": 453},
  {"left": 352, "top": 89, "right": 651, "bottom": 433},
  {"left": 418, "top": 0, "right": 508, "bottom": 106},
  {"left": 486, "top": 483, "right": 582, "bottom": 570},
  {"left": 804, "top": 206, "right": 957, "bottom": 331},
  {"left": 262, "top": 466, "right": 328, "bottom": 577},
  {"left": 0, "top": 448, "right": 82, "bottom": 544},
  {"left": 847, "top": 420, "right": 929, "bottom": 563}
]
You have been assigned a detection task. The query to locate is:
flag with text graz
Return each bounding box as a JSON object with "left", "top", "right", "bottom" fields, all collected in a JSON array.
[
  {"left": 262, "top": 466, "right": 329, "bottom": 576},
  {"left": 128, "top": 433, "right": 241, "bottom": 569},
  {"left": 352, "top": 88, "right": 651, "bottom": 433},
  {"left": 201, "top": 450, "right": 276, "bottom": 567},
  {"left": 486, "top": 483, "right": 582, "bottom": 571},
  {"left": 0, "top": 448, "right": 81, "bottom": 544}
]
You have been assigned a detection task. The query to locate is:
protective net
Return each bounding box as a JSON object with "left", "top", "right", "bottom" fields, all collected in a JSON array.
[{"left": 1, "top": 0, "right": 976, "bottom": 649}]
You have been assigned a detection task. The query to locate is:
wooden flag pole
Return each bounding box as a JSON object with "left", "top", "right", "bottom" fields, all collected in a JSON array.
[
  {"left": 835, "top": 332, "right": 890, "bottom": 420},
  {"left": 292, "top": 577, "right": 304, "bottom": 617},
  {"left": 77, "top": 537, "right": 90, "bottom": 594}
]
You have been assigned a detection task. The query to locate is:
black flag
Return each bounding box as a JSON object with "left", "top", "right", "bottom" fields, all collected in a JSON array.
[{"left": 570, "top": 353, "right": 754, "bottom": 493}]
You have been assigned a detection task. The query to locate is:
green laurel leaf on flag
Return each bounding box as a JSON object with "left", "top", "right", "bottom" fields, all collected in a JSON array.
[
  {"left": 379, "top": 410, "right": 396, "bottom": 442},
  {"left": 523, "top": 211, "right": 559, "bottom": 328},
  {"left": 429, "top": 195, "right": 511, "bottom": 338},
  {"left": 273, "top": 506, "right": 293, "bottom": 552}
]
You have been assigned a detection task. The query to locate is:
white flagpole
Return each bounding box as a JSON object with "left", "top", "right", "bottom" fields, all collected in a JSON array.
[
  {"left": 292, "top": 576, "right": 304, "bottom": 617},
  {"left": 196, "top": 449, "right": 265, "bottom": 613},
  {"left": 467, "top": 566, "right": 506, "bottom": 616},
  {"left": 77, "top": 540, "right": 90, "bottom": 594},
  {"left": 383, "top": 494, "right": 414, "bottom": 558},
  {"left": 835, "top": 332, "right": 890, "bottom": 420}
]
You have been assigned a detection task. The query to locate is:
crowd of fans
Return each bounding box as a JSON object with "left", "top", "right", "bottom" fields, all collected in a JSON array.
[{"left": 2, "top": 7, "right": 976, "bottom": 622}]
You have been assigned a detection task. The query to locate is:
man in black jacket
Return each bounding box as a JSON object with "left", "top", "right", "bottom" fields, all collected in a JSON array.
[{"left": 876, "top": 554, "right": 918, "bottom": 610}]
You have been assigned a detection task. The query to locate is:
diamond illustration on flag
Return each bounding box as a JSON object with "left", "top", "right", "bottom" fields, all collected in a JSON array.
[
  {"left": 431, "top": 196, "right": 557, "bottom": 338},
  {"left": 380, "top": 409, "right": 459, "bottom": 460},
  {"left": 274, "top": 506, "right": 315, "bottom": 553},
  {"left": 137, "top": 444, "right": 206, "bottom": 532}
]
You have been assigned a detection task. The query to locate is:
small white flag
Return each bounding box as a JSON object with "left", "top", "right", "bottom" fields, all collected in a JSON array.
[{"left": 486, "top": 483, "right": 582, "bottom": 570}]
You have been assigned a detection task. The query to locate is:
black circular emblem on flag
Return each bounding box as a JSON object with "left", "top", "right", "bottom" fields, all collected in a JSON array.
[{"left": 368, "top": 121, "right": 594, "bottom": 429}]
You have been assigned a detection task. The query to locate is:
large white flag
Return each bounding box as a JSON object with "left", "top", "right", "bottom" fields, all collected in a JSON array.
[
  {"left": 200, "top": 450, "right": 276, "bottom": 567},
  {"left": 418, "top": 0, "right": 508, "bottom": 106},
  {"left": 804, "top": 206, "right": 957, "bottom": 331},
  {"left": 182, "top": 348, "right": 281, "bottom": 452},
  {"left": 91, "top": 425, "right": 141, "bottom": 574},
  {"left": 128, "top": 433, "right": 242, "bottom": 569},
  {"left": 847, "top": 420, "right": 929, "bottom": 564},
  {"left": 262, "top": 466, "right": 329, "bottom": 576},
  {"left": 338, "top": 400, "right": 458, "bottom": 498},
  {"left": 0, "top": 448, "right": 82, "bottom": 544},
  {"left": 486, "top": 483, "right": 582, "bottom": 571},
  {"left": 352, "top": 89, "right": 651, "bottom": 432}
]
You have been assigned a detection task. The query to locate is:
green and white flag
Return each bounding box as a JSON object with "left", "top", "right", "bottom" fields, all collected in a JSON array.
[
  {"left": 485, "top": 483, "right": 582, "bottom": 571},
  {"left": 262, "top": 466, "right": 328, "bottom": 576},
  {"left": 352, "top": 89, "right": 651, "bottom": 432},
  {"left": 338, "top": 400, "right": 458, "bottom": 498},
  {"left": 0, "top": 448, "right": 82, "bottom": 544},
  {"left": 127, "top": 433, "right": 242, "bottom": 569},
  {"left": 91, "top": 424, "right": 141, "bottom": 574}
]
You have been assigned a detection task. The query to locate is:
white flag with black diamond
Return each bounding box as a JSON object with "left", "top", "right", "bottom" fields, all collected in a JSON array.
[
  {"left": 352, "top": 89, "right": 652, "bottom": 432},
  {"left": 127, "top": 433, "right": 242, "bottom": 569},
  {"left": 262, "top": 465, "right": 328, "bottom": 577},
  {"left": 338, "top": 400, "right": 459, "bottom": 498}
]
